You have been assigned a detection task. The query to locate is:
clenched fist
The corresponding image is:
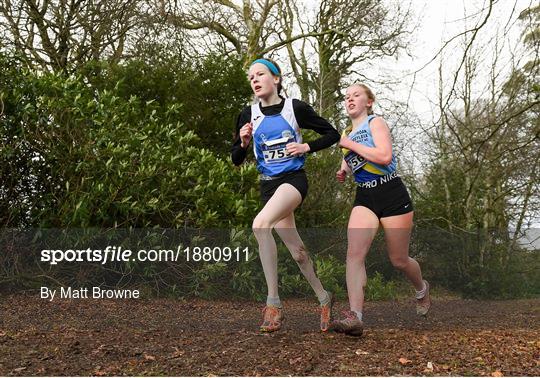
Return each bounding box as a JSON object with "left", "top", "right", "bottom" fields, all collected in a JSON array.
[
  {"left": 286, "top": 142, "right": 310, "bottom": 156},
  {"left": 240, "top": 123, "right": 253, "bottom": 148},
  {"left": 336, "top": 169, "right": 347, "bottom": 183}
]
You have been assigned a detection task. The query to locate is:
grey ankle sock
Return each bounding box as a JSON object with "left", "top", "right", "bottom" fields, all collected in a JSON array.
[
  {"left": 266, "top": 296, "right": 282, "bottom": 308},
  {"left": 318, "top": 290, "right": 331, "bottom": 306},
  {"left": 352, "top": 310, "right": 363, "bottom": 321}
]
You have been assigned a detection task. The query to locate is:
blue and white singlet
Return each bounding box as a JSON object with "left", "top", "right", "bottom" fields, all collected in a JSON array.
[{"left": 252, "top": 98, "right": 305, "bottom": 176}]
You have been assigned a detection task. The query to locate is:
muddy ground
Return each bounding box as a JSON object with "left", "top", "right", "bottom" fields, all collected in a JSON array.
[{"left": 0, "top": 294, "right": 538, "bottom": 376}]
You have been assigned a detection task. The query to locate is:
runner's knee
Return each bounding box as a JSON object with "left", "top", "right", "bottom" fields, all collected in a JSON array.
[
  {"left": 390, "top": 255, "right": 409, "bottom": 270},
  {"left": 347, "top": 245, "right": 368, "bottom": 262},
  {"left": 252, "top": 215, "right": 274, "bottom": 232}
]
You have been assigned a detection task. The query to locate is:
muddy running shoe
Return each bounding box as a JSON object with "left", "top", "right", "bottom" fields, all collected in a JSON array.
[
  {"left": 416, "top": 280, "right": 431, "bottom": 316},
  {"left": 260, "top": 305, "right": 283, "bottom": 333},
  {"left": 330, "top": 310, "right": 363, "bottom": 336},
  {"left": 320, "top": 292, "right": 334, "bottom": 332}
]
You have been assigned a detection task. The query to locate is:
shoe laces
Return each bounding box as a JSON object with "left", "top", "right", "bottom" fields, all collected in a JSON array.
[
  {"left": 320, "top": 304, "right": 331, "bottom": 319},
  {"left": 262, "top": 305, "right": 280, "bottom": 320},
  {"left": 342, "top": 310, "right": 358, "bottom": 320}
]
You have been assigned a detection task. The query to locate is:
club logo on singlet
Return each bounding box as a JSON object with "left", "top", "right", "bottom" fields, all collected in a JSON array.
[{"left": 261, "top": 130, "right": 295, "bottom": 164}]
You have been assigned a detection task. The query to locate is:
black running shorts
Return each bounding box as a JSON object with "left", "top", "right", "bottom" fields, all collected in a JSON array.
[
  {"left": 353, "top": 175, "right": 413, "bottom": 218},
  {"left": 260, "top": 169, "right": 308, "bottom": 204}
]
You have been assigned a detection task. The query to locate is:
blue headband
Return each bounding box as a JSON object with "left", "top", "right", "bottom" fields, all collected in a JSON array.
[{"left": 251, "top": 59, "right": 281, "bottom": 76}]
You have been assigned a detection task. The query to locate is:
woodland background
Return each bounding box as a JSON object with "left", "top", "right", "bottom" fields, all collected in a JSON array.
[{"left": 1, "top": 0, "right": 539, "bottom": 300}]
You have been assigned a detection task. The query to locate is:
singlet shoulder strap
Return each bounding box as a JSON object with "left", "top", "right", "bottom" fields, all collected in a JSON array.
[
  {"left": 280, "top": 97, "right": 299, "bottom": 131},
  {"left": 283, "top": 97, "right": 293, "bottom": 111},
  {"left": 348, "top": 115, "right": 377, "bottom": 134},
  {"left": 251, "top": 102, "right": 264, "bottom": 122}
]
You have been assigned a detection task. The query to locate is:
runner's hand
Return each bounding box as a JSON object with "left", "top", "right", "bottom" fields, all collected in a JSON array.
[
  {"left": 336, "top": 169, "right": 347, "bottom": 183},
  {"left": 240, "top": 123, "right": 253, "bottom": 148},
  {"left": 286, "top": 142, "right": 310, "bottom": 156}
]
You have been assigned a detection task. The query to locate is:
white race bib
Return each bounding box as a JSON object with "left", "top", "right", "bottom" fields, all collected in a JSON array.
[
  {"left": 345, "top": 152, "right": 367, "bottom": 173},
  {"left": 262, "top": 137, "right": 294, "bottom": 164}
]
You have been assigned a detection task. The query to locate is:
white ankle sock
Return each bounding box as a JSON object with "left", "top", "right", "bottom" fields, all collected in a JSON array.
[
  {"left": 266, "top": 296, "right": 282, "bottom": 308},
  {"left": 352, "top": 310, "right": 363, "bottom": 321},
  {"left": 415, "top": 281, "right": 427, "bottom": 299},
  {"left": 318, "top": 290, "right": 330, "bottom": 306}
]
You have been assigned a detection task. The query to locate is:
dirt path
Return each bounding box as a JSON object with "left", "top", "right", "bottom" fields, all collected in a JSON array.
[{"left": 1, "top": 294, "right": 538, "bottom": 376}]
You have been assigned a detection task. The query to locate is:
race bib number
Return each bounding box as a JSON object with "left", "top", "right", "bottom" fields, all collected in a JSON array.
[
  {"left": 262, "top": 136, "right": 294, "bottom": 164},
  {"left": 345, "top": 152, "right": 367, "bottom": 172}
]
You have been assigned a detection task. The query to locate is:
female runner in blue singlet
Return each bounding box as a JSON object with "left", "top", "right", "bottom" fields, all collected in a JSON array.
[
  {"left": 231, "top": 58, "right": 340, "bottom": 333},
  {"left": 331, "top": 83, "right": 431, "bottom": 336}
]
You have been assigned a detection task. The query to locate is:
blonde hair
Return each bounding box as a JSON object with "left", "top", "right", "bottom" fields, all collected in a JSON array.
[
  {"left": 348, "top": 83, "right": 375, "bottom": 115},
  {"left": 344, "top": 83, "right": 376, "bottom": 134}
]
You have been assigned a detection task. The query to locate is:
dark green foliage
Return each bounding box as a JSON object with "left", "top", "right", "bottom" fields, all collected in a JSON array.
[
  {"left": 82, "top": 54, "right": 252, "bottom": 155},
  {"left": 0, "top": 53, "right": 258, "bottom": 228},
  {"left": 412, "top": 227, "right": 540, "bottom": 299}
]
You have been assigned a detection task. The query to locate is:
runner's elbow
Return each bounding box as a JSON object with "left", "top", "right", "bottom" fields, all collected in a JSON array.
[{"left": 380, "top": 151, "right": 392, "bottom": 165}]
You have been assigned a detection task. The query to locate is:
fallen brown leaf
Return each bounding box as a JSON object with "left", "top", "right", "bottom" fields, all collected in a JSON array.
[
  {"left": 143, "top": 353, "right": 156, "bottom": 361},
  {"left": 169, "top": 347, "right": 184, "bottom": 359},
  {"left": 399, "top": 357, "right": 412, "bottom": 365},
  {"left": 93, "top": 366, "right": 106, "bottom": 376},
  {"left": 491, "top": 370, "right": 504, "bottom": 377},
  {"left": 289, "top": 356, "right": 302, "bottom": 365}
]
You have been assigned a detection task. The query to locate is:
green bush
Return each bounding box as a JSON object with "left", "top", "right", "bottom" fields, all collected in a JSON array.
[
  {"left": 365, "top": 272, "right": 397, "bottom": 301},
  {"left": 314, "top": 255, "right": 347, "bottom": 299},
  {"left": 83, "top": 53, "right": 252, "bottom": 155},
  {"left": 1, "top": 55, "right": 258, "bottom": 228}
]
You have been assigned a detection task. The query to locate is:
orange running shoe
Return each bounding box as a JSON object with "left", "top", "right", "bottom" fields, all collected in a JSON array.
[
  {"left": 320, "top": 292, "right": 334, "bottom": 332},
  {"left": 260, "top": 305, "right": 283, "bottom": 332}
]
